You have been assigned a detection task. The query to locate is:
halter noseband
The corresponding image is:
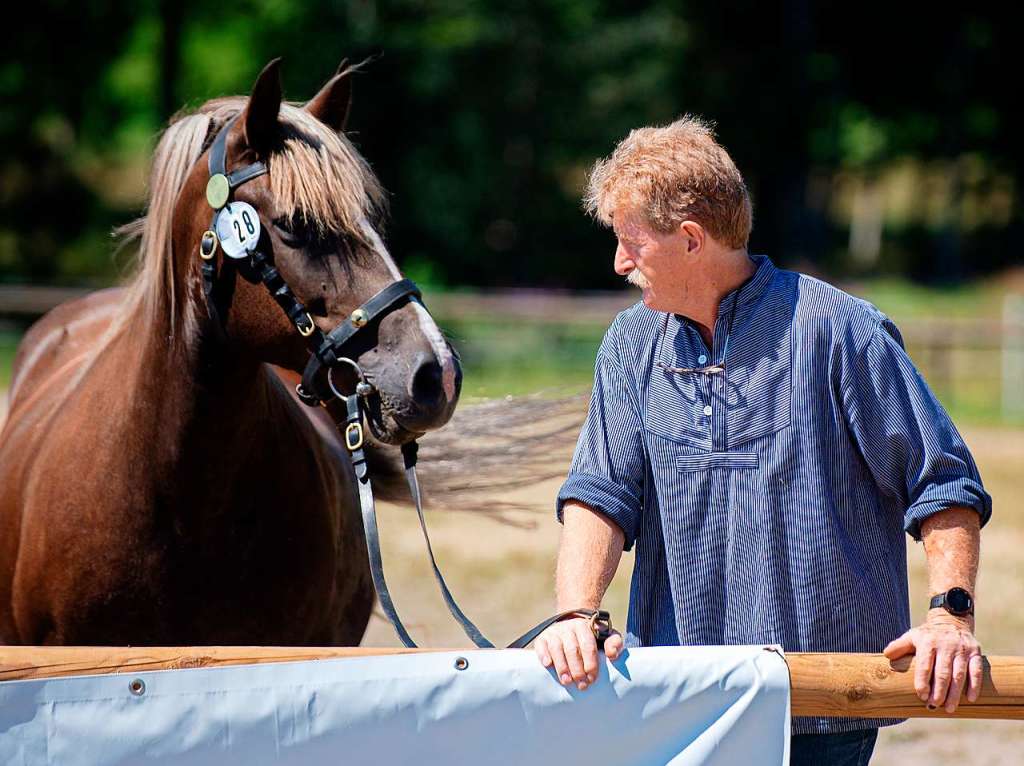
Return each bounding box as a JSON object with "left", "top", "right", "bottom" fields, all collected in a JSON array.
[{"left": 198, "top": 113, "right": 422, "bottom": 409}]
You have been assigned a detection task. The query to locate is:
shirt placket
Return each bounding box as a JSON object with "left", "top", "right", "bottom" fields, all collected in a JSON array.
[
  {"left": 709, "top": 306, "right": 733, "bottom": 452},
  {"left": 688, "top": 327, "right": 716, "bottom": 445}
]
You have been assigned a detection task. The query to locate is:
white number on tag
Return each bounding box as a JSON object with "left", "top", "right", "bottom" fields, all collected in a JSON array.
[{"left": 214, "top": 201, "right": 262, "bottom": 259}]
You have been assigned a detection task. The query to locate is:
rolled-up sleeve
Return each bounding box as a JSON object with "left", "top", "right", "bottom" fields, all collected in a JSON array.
[
  {"left": 840, "top": 318, "right": 993, "bottom": 541},
  {"left": 556, "top": 330, "right": 646, "bottom": 550}
]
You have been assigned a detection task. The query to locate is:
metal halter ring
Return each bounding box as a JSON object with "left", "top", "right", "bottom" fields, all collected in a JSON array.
[{"left": 327, "top": 358, "right": 372, "bottom": 401}]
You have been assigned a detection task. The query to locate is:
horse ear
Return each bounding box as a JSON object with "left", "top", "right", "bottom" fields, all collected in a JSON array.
[
  {"left": 305, "top": 65, "right": 353, "bottom": 133},
  {"left": 242, "top": 58, "right": 283, "bottom": 157}
]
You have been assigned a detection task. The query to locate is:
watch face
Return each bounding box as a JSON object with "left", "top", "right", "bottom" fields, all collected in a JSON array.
[{"left": 946, "top": 587, "right": 974, "bottom": 614}]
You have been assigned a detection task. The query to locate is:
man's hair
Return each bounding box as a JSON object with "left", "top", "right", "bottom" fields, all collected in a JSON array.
[{"left": 584, "top": 115, "right": 753, "bottom": 249}]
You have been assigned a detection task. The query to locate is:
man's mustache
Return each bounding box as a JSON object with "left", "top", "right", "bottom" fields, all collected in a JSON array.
[{"left": 626, "top": 269, "right": 649, "bottom": 289}]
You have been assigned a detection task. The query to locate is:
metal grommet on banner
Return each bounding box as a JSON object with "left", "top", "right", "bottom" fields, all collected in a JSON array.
[
  {"left": 128, "top": 678, "right": 146, "bottom": 696},
  {"left": 454, "top": 656, "right": 469, "bottom": 671}
]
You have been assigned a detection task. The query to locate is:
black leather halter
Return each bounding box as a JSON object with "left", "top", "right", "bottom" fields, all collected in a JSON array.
[
  {"left": 196, "top": 114, "right": 613, "bottom": 652},
  {"left": 200, "top": 114, "right": 422, "bottom": 406}
]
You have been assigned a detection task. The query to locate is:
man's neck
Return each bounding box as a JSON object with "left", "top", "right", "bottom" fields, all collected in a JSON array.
[{"left": 675, "top": 250, "right": 756, "bottom": 347}]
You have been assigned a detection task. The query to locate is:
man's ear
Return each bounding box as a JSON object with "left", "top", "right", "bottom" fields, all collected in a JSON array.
[{"left": 679, "top": 220, "right": 705, "bottom": 255}]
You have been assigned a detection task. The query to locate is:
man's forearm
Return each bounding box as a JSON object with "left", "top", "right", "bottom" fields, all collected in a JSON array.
[
  {"left": 555, "top": 501, "right": 625, "bottom": 611},
  {"left": 921, "top": 505, "right": 981, "bottom": 623}
]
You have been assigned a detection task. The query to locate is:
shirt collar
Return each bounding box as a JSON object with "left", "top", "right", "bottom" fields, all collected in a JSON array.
[
  {"left": 671, "top": 254, "right": 776, "bottom": 325},
  {"left": 715, "top": 254, "right": 775, "bottom": 318}
]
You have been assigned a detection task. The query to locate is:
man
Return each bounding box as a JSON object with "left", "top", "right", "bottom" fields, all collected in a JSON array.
[{"left": 533, "top": 117, "right": 991, "bottom": 765}]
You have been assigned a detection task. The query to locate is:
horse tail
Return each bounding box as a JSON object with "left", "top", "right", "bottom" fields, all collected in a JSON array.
[{"left": 367, "top": 394, "right": 588, "bottom": 520}]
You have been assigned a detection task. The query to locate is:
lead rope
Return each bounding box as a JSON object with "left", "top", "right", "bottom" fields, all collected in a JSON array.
[
  {"left": 343, "top": 391, "right": 612, "bottom": 650},
  {"left": 401, "top": 441, "right": 494, "bottom": 648}
]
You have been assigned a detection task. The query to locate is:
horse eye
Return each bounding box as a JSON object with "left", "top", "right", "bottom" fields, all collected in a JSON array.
[{"left": 273, "top": 217, "right": 307, "bottom": 247}]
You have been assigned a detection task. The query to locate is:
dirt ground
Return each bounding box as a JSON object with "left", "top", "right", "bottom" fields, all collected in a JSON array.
[{"left": 361, "top": 425, "right": 1024, "bottom": 765}]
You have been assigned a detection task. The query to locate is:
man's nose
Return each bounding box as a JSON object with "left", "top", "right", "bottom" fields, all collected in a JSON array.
[{"left": 614, "top": 244, "right": 635, "bottom": 275}]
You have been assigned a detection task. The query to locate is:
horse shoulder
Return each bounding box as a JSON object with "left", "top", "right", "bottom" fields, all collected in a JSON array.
[{"left": 7, "top": 288, "right": 124, "bottom": 410}]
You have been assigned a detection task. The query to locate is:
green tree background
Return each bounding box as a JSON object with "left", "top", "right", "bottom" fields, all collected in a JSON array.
[{"left": 2, "top": 1, "right": 1021, "bottom": 288}]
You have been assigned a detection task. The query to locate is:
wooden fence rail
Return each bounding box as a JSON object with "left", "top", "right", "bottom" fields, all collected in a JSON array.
[{"left": 0, "top": 647, "right": 1021, "bottom": 720}]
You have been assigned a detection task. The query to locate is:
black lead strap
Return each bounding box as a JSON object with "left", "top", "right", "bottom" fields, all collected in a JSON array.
[
  {"left": 344, "top": 391, "right": 612, "bottom": 651},
  {"left": 400, "top": 440, "right": 495, "bottom": 648}
]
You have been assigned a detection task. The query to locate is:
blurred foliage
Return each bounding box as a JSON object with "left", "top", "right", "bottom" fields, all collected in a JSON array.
[{"left": 1, "top": 2, "right": 1022, "bottom": 287}]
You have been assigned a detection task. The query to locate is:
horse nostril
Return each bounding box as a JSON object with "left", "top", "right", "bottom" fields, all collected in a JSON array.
[{"left": 410, "top": 351, "right": 445, "bottom": 404}]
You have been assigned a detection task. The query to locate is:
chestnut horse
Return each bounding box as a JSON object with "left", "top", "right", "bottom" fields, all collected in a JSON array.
[{"left": 0, "top": 60, "right": 461, "bottom": 646}]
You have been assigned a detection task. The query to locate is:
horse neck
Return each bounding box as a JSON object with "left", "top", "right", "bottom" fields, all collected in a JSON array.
[{"left": 108, "top": 290, "right": 275, "bottom": 492}]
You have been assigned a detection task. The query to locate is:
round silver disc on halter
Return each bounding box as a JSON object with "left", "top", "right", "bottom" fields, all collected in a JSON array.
[{"left": 213, "top": 201, "right": 262, "bottom": 259}]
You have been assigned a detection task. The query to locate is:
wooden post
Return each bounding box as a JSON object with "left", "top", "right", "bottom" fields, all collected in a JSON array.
[
  {"left": 1, "top": 647, "right": 1022, "bottom": 720},
  {"left": 786, "top": 652, "right": 1024, "bottom": 720}
]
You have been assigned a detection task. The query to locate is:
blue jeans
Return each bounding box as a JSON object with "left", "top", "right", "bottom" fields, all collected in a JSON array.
[{"left": 790, "top": 728, "right": 878, "bottom": 766}]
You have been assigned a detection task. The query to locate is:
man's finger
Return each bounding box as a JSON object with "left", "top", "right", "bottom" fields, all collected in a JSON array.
[
  {"left": 883, "top": 632, "right": 915, "bottom": 660},
  {"left": 966, "top": 653, "right": 984, "bottom": 703},
  {"left": 572, "top": 621, "right": 600, "bottom": 687},
  {"left": 534, "top": 635, "right": 553, "bottom": 668},
  {"left": 944, "top": 652, "right": 969, "bottom": 713},
  {"left": 547, "top": 635, "right": 572, "bottom": 685},
  {"left": 929, "top": 648, "right": 954, "bottom": 708},
  {"left": 563, "top": 629, "right": 588, "bottom": 686},
  {"left": 914, "top": 644, "right": 936, "bottom": 702},
  {"left": 604, "top": 631, "right": 624, "bottom": 660}
]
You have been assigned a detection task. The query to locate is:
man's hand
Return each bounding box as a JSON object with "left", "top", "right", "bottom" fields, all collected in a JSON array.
[
  {"left": 534, "top": 617, "right": 624, "bottom": 690},
  {"left": 883, "top": 610, "right": 982, "bottom": 713}
]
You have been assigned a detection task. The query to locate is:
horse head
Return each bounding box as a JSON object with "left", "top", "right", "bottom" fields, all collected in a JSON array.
[{"left": 172, "top": 59, "right": 460, "bottom": 444}]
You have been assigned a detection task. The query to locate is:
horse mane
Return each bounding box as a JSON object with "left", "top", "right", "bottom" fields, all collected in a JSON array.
[{"left": 110, "top": 94, "right": 386, "bottom": 346}]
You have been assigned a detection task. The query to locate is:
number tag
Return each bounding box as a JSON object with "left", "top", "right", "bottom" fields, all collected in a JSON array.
[{"left": 214, "top": 201, "right": 262, "bottom": 259}]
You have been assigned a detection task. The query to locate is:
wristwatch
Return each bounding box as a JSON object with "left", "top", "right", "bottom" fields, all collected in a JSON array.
[{"left": 929, "top": 587, "right": 974, "bottom": 617}]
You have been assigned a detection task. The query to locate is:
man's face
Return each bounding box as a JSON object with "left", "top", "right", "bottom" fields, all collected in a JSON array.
[{"left": 612, "top": 210, "right": 696, "bottom": 312}]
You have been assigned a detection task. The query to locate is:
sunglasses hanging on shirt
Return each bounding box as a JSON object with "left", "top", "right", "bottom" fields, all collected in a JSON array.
[{"left": 656, "top": 285, "right": 742, "bottom": 377}]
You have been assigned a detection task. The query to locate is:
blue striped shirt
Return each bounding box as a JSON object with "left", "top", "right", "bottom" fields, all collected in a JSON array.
[{"left": 556, "top": 255, "right": 992, "bottom": 735}]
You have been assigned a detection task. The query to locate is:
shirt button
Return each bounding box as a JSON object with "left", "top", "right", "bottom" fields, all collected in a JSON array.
[
  {"left": 703, "top": 405, "right": 713, "bottom": 416},
  {"left": 698, "top": 354, "right": 708, "bottom": 365}
]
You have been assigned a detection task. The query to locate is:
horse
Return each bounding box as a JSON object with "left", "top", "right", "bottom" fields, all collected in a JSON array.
[{"left": 0, "top": 59, "right": 462, "bottom": 647}]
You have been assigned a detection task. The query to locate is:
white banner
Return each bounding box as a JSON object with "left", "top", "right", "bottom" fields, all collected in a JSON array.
[{"left": 0, "top": 645, "right": 790, "bottom": 765}]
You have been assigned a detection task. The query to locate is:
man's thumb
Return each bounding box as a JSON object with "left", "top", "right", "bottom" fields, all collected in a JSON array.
[
  {"left": 604, "top": 631, "right": 624, "bottom": 659},
  {"left": 883, "top": 632, "right": 914, "bottom": 660}
]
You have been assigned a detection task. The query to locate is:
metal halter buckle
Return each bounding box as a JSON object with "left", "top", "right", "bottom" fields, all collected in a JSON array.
[
  {"left": 199, "top": 230, "right": 219, "bottom": 260},
  {"left": 587, "top": 610, "right": 613, "bottom": 643},
  {"left": 297, "top": 313, "right": 316, "bottom": 337},
  {"left": 345, "top": 422, "right": 364, "bottom": 451}
]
